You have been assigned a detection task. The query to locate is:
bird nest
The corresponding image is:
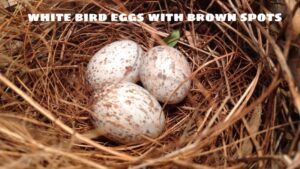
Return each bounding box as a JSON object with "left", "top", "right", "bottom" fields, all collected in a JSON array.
[{"left": 0, "top": 0, "right": 300, "bottom": 168}]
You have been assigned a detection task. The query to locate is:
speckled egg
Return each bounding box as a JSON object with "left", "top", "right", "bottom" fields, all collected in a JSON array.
[
  {"left": 139, "top": 46, "right": 191, "bottom": 104},
  {"left": 92, "top": 82, "right": 165, "bottom": 144},
  {"left": 86, "top": 40, "right": 143, "bottom": 89}
]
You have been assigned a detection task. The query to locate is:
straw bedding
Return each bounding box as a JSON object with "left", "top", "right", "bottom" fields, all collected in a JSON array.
[{"left": 0, "top": 0, "right": 300, "bottom": 168}]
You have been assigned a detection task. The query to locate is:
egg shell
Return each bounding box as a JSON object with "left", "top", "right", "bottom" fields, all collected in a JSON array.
[
  {"left": 86, "top": 40, "right": 143, "bottom": 89},
  {"left": 139, "top": 46, "right": 191, "bottom": 104},
  {"left": 92, "top": 82, "right": 165, "bottom": 144}
]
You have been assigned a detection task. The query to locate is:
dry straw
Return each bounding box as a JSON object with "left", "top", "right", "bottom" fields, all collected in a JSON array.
[{"left": 0, "top": 0, "right": 300, "bottom": 168}]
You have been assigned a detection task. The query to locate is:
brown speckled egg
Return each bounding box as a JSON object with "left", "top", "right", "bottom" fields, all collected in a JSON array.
[
  {"left": 86, "top": 40, "right": 143, "bottom": 89},
  {"left": 92, "top": 82, "right": 165, "bottom": 144},
  {"left": 140, "top": 46, "right": 191, "bottom": 104}
]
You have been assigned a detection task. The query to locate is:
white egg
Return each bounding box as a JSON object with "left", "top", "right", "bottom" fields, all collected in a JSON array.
[
  {"left": 92, "top": 82, "right": 165, "bottom": 144},
  {"left": 140, "top": 46, "right": 191, "bottom": 104},
  {"left": 86, "top": 40, "right": 143, "bottom": 89}
]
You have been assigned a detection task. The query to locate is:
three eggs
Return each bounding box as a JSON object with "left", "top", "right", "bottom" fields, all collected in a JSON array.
[{"left": 86, "top": 40, "right": 191, "bottom": 144}]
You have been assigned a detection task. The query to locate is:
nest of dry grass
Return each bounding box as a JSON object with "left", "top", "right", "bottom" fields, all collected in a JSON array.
[{"left": 1, "top": 0, "right": 300, "bottom": 168}]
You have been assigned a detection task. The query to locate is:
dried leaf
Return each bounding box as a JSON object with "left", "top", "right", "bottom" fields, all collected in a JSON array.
[
  {"left": 288, "top": 38, "right": 300, "bottom": 90},
  {"left": 241, "top": 105, "right": 262, "bottom": 156},
  {"left": 184, "top": 31, "right": 195, "bottom": 48},
  {"left": 285, "top": 0, "right": 300, "bottom": 35},
  {"left": 248, "top": 105, "right": 262, "bottom": 133},
  {"left": 0, "top": 54, "right": 12, "bottom": 66},
  {"left": 0, "top": 0, "right": 18, "bottom": 8},
  {"left": 267, "top": 0, "right": 287, "bottom": 17}
]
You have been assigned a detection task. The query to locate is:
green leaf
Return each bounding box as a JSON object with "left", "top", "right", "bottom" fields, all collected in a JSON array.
[{"left": 163, "top": 30, "right": 180, "bottom": 47}]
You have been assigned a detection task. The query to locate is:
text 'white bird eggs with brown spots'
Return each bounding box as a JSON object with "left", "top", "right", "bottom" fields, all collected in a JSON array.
[
  {"left": 140, "top": 46, "right": 191, "bottom": 104},
  {"left": 86, "top": 40, "right": 143, "bottom": 89},
  {"left": 92, "top": 82, "right": 165, "bottom": 144}
]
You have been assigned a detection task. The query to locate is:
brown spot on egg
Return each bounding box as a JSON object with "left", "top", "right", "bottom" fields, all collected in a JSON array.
[
  {"left": 106, "top": 112, "right": 113, "bottom": 117},
  {"left": 170, "top": 62, "right": 176, "bottom": 73},
  {"left": 139, "top": 107, "right": 147, "bottom": 114},
  {"left": 152, "top": 54, "right": 157, "bottom": 60},
  {"left": 125, "top": 116, "right": 131, "bottom": 122},
  {"left": 149, "top": 100, "right": 154, "bottom": 108},
  {"left": 103, "top": 103, "right": 112, "bottom": 108},
  {"left": 124, "top": 66, "right": 133, "bottom": 76},
  {"left": 104, "top": 57, "right": 108, "bottom": 64},
  {"left": 125, "top": 100, "right": 132, "bottom": 105},
  {"left": 158, "top": 72, "right": 167, "bottom": 80}
]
